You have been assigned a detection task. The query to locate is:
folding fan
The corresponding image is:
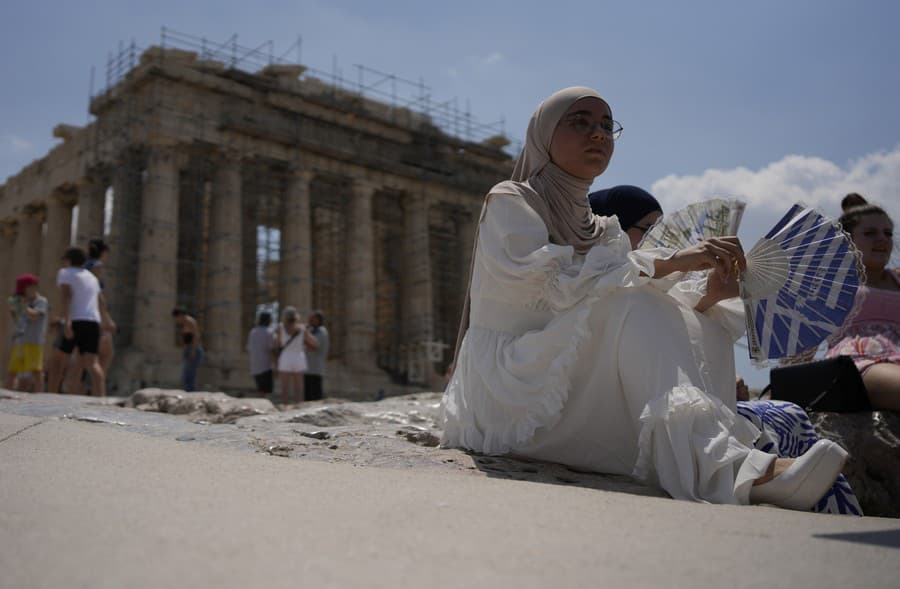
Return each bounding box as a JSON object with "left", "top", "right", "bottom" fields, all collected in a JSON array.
[
  {"left": 741, "top": 204, "right": 862, "bottom": 364},
  {"left": 639, "top": 198, "right": 747, "bottom": 285},
  {"left": 638, "top": 198, "right": 746, "bottom": 251},
  {"left": 639, "top": 199, "right": 861, "bottom": 364}
]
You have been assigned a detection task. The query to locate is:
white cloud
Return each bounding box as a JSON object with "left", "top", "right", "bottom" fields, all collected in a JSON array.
[
  {"left": 651, "top": 144, "right": 900, "bottom": 216},
  {"left": 480, "top": 51, "right": 504, "bottom": 66},
  {"left": 4, "top": 134, "right": 35, "bottom": 155},
  {"left": 455, "top": 51, "right": 505, "bottom": 73},
  {"left": 653, "top": 146, "right": 900, "bottom": 388},
  {"left": 651, "top": 144, "right": 900, "bottom": 271}
]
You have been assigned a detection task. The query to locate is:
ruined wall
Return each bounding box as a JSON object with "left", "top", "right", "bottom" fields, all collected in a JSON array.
[{"left": 0, "top": 46, "right": 511, "bottom": 397}]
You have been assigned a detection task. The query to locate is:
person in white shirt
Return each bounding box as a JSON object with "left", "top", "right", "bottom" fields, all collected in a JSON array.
[
  {"left": 274, "top": 306, "right": 307, "bottom": 404},
  {"left": 55, "top": 247, "right": 111, "bottom": 397}
]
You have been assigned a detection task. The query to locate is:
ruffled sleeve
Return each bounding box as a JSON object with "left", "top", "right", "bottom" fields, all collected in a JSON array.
[
  {"left": 662, "top": 275, "right": 747, "bottom": 342},
  {"left": 476, "top": 195, "right": 664, "bottom": 312}
]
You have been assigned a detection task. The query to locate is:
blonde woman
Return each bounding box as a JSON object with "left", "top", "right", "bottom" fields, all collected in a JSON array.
[{"left": 274, "top": 306, "right": 307, "bottom": 404}]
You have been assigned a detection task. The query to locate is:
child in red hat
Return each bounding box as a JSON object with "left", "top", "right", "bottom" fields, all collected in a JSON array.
[{"left": 6, "top": 274, "right": 48, "bottom": 391}]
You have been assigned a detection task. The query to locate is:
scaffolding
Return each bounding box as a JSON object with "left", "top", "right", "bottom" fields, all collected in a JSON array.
[{"left": 94, "top": 27, "right": 514, "bottom": 148}]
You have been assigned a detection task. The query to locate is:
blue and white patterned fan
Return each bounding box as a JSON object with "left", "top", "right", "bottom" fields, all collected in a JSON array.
[{"left": 741, "top": 204, "right": 863, "bottom": 364}]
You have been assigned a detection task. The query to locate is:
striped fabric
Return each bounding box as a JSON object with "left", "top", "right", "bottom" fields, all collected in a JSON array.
[{"left": 736, "top": 400, "right": 862, "bottom": 516}]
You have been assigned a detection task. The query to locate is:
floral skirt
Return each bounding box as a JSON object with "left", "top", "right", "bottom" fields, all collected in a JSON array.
[
  {"left": 736, "top": 400, "right": 862, "bottom": 516},
  {"left": 825, "top": 324, "right": 900, "bottom": 373}
]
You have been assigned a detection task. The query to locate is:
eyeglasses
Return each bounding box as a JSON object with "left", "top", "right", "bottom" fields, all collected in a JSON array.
[{"left": 565, "top": 115, "right": 623, "bottom": 140}]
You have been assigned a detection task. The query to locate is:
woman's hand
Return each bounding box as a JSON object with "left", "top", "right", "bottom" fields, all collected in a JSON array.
[
  {"left": 64, "top": 320, "right": 74, "bottom": 341},
  {"left": 654, "top": 237, "right": 746, "bottom": 280},
  {"left": 695, "top": 270, "right": 741, "bottom": 312}
]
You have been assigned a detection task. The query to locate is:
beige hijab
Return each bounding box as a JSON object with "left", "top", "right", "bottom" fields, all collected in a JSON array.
[{"left": 452, "top": 86, "right": 611, "bottom": 362}]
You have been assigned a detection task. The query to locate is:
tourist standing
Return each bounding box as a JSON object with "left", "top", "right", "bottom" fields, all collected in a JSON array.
[
  {"left": 172, "top": 307, "right": 202, "bottom": 392},
  {"left": 87, "top": 238, "right": 116, "bottom": 377},
  {"left": 56, "top": 248, "right": 108, "bottom": 397},
  {"left": 247, "top": 311, "right": 275, "bottom": 396},
  {"left": 274, "top": 306, "right": 306, "bottom": 404},
  {"left": 5, "top": 274, "right": 48, "bottom": 392},
  {"left": 303, "top": 310, "right": 329, "bottom": 401}
]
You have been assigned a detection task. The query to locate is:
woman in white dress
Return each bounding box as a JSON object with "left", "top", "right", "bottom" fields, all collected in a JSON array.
[
  {"left": 442, "top": 86, "right": 848, "bottom": 509},
  {"left": 275, "top": 306, "right": 307, "bottom": 404}
]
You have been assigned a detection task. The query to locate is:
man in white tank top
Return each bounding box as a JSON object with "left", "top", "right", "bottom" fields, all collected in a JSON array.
[{"left": 54, "top": 247, "right": 111, "bottom": 396}]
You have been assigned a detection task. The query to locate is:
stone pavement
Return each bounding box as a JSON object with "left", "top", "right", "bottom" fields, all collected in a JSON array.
[{"left": 1, "top": 407, "right": 899, "bottom": 588}]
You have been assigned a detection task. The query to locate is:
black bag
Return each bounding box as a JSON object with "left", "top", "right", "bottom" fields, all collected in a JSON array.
[{"left": 769, "top": 356, "right": 872, "bottom": 413}]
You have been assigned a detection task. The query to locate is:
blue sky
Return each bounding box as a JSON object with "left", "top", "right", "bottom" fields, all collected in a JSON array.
[{"left": 2, "top": 0, "right": 899, "bottom": 387}]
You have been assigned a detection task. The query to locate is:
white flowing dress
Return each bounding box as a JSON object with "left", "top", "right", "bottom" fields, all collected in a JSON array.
[
  {"left": 442, "top": 194, "right": 774, "bottom": 504},
  {"left": 277, "top": 324, "right": 308, "bottom": 373}
]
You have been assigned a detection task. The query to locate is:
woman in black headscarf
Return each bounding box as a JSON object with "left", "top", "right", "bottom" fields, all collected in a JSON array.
[{"left": 589, "top": 185, "right": 663, "bottom": 250}]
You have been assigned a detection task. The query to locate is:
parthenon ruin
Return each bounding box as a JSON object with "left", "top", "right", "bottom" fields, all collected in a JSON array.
[{"left": 0, "top": 32, "right": 512, "bottom": 397}]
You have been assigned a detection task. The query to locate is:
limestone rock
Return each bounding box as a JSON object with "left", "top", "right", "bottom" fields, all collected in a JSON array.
[
  {"left": 52, "top": 124, "right": 83, "bottom": 141},
  {"left": 125, "top": 389, "right": 276, "bottom": 424},
  {"left": 1, "top": 391, "right": 668, "bottom": 502},
  {"left": 481, "top": 134, "right": 511, "bottom": 149},
  {"left": 0, "top": 389, "right": 22, "bottom": 400},
  {"left": 281, "top": 394, "right": 443, "bottom": 429},
  {"left": 259, "top": 64, "right": 307, "bottom": 80},
  {"left": 140, "top": 46, "right": 197, "bottom": 67},
  {"left": 288, "top": 405, "right": 363, "bottom": 427},
  {"left": 398, "top": 427, "right": 440, "bottom": 447},
  {"left": 810, "top": 411, "right": 900, "bottom": 517}
]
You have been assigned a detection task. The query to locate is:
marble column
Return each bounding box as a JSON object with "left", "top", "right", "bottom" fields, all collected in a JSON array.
[
  {"left": 104, "top": 153, "right": 142, "bottom": 347},
  {"left": 0, "top": 222, "right": 17, "bottom": 363},
  {"left": 401, "top": 192, "right": 434, "bottom": 346},
  {"left": 345, "top": 178, "right": 377, "bottom": 369},
  {"left": 133, "top": 145, "right": 181, "bottom": 359},
  {"left": 205, "top": 150, "right": 243, "bottom": 363},
  {"left": 75, "top": 173, "right": 108, "bottom": 249},
  {"left": 11, "top": 207, "right": 43, "bottom": 280},
  {"left": 240, "top": 198, "right": 258, "bottom": 342},
  {"left": 40, "top": 187, "right": 77, "bottom": 320},
  {"left": 279, "top": 165, "right": 313, "bottom": 313},
  {"left": 458, "top": 202, "right": 481, "bottom": 302}
]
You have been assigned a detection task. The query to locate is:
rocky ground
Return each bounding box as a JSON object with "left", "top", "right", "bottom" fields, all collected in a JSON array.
[
  {"left": 0, "top": 388, "right": 664, "bottom": 499},
  {"left": 3, "top": 388, "right": 896, "bottom": 516},
  {"left": 811, "top": 411, "right": 900, "bottom": 518}
]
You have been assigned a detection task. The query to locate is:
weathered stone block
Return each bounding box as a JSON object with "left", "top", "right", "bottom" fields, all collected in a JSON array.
[
  {"left": 125, "top": 388, "right": 276, "bottom": 423},
  {"left": 810, "top": 411, "right": 900, "bottom": 517}
]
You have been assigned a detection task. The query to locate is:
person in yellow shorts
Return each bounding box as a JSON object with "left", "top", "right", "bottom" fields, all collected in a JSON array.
[{"left": 6, "top": 274, "right": 48, "bottom": 392}]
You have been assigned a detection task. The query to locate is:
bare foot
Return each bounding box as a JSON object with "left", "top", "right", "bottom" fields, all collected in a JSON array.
[{"left": 753, "top": 457, "right": 794, "bottom": 486}]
